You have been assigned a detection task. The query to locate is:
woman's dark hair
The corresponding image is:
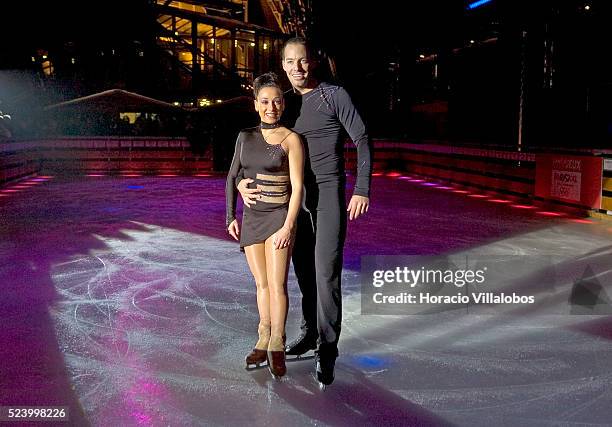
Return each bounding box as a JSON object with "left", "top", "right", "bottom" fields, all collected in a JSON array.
[{"left": 253, "top": 72, "right": 282, "bottom": 98}]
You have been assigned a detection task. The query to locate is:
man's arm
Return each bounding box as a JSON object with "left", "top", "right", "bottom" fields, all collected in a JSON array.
[
  {"left": 236, "top": 174, "right": 261, "bottom": 207},
  {"left": 334, "top": 87, "right": 372, "bottom": 220},
  {"left": 334, "top": 87, "right": 372, "bottom": 198}
]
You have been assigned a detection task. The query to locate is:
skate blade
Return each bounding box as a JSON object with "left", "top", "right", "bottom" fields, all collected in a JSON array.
[
  {"left": 268, "top": 369, "right": 284, "bottom": 381},
  {"left": 245, "top": 361, "right": 268, "bottom": 371},
  {"left": 285, "top": 352, "right": 315, "bottom": 362},
  {"left": 312, "top": 373, "right": 331, "bottom": 391}
]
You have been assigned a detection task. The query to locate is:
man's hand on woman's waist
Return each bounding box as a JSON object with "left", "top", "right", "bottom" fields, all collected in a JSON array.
[{"left": 237, "top": 178, "right": 261, "bottom": 207}]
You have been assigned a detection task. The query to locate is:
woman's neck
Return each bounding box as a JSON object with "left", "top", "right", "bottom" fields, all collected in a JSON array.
[{"left": 260, "top": 121, "right": 281, "bottom": 129}]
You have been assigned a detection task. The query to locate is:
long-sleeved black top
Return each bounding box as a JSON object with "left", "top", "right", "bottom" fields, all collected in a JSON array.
[
  {"left": 225, "top": 127, "right": 290, "bottom": 228},
  {"left": 282, "top": 82, "right": 372, "bottom": 197}
]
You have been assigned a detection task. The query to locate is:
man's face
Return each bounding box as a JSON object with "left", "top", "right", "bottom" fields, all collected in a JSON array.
[{"left": 282, "top": 43, "right": 315, "bottom": 91}]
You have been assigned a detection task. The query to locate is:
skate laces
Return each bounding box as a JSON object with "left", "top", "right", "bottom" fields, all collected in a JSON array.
[
  {"left": 255, "top": 324, "right": 271, "bottom": 350},
  {"left": 268, "top": 334, "right": 286, "bottom": 352}
]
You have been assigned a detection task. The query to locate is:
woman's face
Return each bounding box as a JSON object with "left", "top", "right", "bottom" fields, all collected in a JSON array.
[{"left": 254, "top": 86, "right": 284, "bottom": 124}]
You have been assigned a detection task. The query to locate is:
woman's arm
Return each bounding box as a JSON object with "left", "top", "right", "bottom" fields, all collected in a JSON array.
[
  {"left": 273, "top": 132, "right": 304, "bottom": 249},
  {"left": 225, "top": 133, "right": 243, "bottom": 240}
]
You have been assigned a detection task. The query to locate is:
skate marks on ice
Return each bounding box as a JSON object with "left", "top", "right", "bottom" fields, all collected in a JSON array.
[
  {"left": 339, "top": 226, "right": 612, "bottom": 426},
  {"left": 48, "top": 222, "right": 307, "bottom": 425}
]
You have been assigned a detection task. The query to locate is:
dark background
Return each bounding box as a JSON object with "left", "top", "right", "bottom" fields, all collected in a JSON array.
[
  {"left": 1, "top": 0, "right": 611, "bottom": 148},
  {"left": 313, "top": 0, "right": 612, "bottom": 147}
]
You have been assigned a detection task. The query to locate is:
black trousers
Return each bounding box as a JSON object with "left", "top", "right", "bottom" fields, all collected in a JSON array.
[{"left": 292, "top": 176, "right": 346, "bottom": 350}]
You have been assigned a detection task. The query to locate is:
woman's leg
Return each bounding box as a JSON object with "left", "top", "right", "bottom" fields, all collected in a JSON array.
[
  {"left": 264, "top": 236, "right": 291, "bottom": 349},
  {"left": 244, "top": 243, "right": 270, "bottom": 350}
]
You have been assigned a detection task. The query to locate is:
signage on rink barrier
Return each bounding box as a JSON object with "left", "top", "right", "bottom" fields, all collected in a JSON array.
[{"left": 535, "top": 154, "right": 603, "bottom": 208}]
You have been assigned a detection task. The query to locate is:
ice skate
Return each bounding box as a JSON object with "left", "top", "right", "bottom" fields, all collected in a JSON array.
[
  {"left": 267, "top": 334, "right": 286, "bottom": 380},
  {"left": 245, "top": 349, "right": 268, "bottom": 370},
  {"left": 245, "top": 324, "right": 270, "bottom": 370},
  {"left": 285, "top": 330, "right": 317, "bottom": 360},
  {"left": 314, "top": 346, "right": 337, "bottom": 390}
]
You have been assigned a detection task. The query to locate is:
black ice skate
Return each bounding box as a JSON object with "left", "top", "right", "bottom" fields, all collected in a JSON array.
[
  {"left": 314, "top": 347, "right": 337, "bottom": 391},
  {"left": 285, "top": 331, "right": 317, "bottom": 360}
]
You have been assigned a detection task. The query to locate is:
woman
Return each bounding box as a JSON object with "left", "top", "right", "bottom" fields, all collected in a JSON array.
[{"left": 225, "top": 72, "right": 304, "bottom": 379}]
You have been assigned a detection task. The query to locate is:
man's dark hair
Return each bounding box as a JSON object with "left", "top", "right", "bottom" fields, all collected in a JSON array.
[
  {"left": 281, "top": 37, "right": 319, "bottom": 60},
  {"left": 253, "top": 72, "right": 282, "bottom": 98}
]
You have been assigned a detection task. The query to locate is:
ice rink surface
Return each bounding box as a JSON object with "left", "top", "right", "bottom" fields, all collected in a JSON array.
[{"left": 1, "top": 175, "right": 611, "bottom": 426}]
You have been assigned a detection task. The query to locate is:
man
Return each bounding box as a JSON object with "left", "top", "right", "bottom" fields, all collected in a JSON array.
[{"left": 237, "top": 37, "right": 372, "bottom": 388}]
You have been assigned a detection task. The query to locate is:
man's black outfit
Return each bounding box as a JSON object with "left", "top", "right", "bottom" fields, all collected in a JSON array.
[{"left": 282, "top": 82, "right": 372, "bottom": 365}]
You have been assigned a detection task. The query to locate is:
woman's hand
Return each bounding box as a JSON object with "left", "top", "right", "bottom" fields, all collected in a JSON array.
[
  {"left": 273, "top": 224, "right": 293, "bottom": 250},
  {"left": 228, "top": 219, "right": 240, "bottom": 241}
]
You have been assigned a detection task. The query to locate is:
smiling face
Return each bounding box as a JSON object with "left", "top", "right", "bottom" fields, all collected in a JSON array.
[
  {"left": 282, "top": 42, "right": 317, "bottom": 93},
  {"left": 254, "top": 85, "right": 284, "bottom": 124}
]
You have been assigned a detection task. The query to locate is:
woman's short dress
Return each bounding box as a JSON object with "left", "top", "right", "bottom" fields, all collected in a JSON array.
[{"left": 225, "top": 126, "right": 290, "bottom": 250}]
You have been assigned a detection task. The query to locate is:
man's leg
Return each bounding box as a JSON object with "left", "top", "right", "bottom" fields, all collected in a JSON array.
[
  {"left": 313, "top": 179, "right": 346, "bottom": 386},
  {"left": 286, "top": 181, "right": 319, "bottom": 355},
  {"left": 314, "top": 179, "right": 346, "bottom": 348},
  {"left": 291, "top": 208, "right": 318, "bottom": 333}
]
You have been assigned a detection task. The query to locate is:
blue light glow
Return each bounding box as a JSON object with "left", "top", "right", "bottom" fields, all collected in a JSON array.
[
  {"left": 353, "top": 355, "right": 387, "bottom": 368},
  {"left": 467, "top": 0, "right": 492, "bottom": 9},
  {"left": 127, "top": 185, "right": 144, "bottom": 190}
]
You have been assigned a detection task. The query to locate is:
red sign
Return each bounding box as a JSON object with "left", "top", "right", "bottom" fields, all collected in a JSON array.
[{"left": 535, "top": 155, "right": 603, "bottom": 208}]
